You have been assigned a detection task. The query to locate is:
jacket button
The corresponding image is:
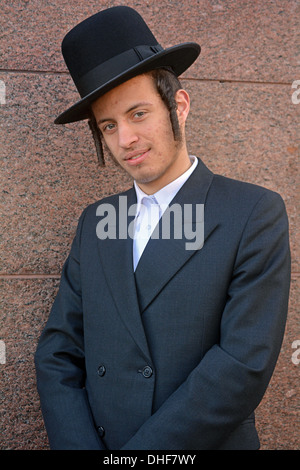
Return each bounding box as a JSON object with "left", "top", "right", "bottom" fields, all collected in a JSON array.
[
  {"left": 142, "top": 365, "right": 153, "bottom": 378},
  {"left": 97, "top": 426, "right": 105, "bottom": 437},
  {"left": 97, "top": 365, "right": 106, "bottom": 377}
]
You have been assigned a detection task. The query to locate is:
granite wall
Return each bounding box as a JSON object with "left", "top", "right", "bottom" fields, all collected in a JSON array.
[{"left": 0, "top": 0, "right": 299, "bottom": 450}]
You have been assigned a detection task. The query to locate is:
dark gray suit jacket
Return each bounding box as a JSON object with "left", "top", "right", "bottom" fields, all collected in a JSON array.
[{"left": 35, "top": 158, "right": 291, "bottom": 450}]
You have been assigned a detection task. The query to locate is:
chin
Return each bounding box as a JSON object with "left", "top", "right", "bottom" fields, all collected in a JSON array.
[{"left": 134, "top": 171, "right": 160, "bottom": 185}]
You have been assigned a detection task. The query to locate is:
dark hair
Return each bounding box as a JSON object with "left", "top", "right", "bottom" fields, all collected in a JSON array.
[
  {"left": 149, "top": 68, "right": 182, "bottom": 141},
  {"left": 88, "top": 68, "right": 183, "bottom": 165}
]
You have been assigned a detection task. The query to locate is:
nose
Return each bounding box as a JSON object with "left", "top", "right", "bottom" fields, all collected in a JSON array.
[{"left": 118, "top": 121, "right": 138, "bottom": 148}]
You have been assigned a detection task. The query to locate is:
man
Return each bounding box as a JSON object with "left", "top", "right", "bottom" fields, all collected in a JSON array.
[{"left": 35, "top": 6, "right": 291, "bottom": 450}]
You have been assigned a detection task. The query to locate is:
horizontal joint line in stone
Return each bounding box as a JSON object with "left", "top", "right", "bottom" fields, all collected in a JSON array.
[
  {"left": 0, "top": 274, "right": 61, "bottom": 279},
  {"left": 0, "top": 69, "right": 292, "bottom": 86}
]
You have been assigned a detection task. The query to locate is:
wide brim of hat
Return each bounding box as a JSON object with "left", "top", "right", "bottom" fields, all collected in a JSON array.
[{"left": 54, "top": 42, "right": 200, "bottom": 124}]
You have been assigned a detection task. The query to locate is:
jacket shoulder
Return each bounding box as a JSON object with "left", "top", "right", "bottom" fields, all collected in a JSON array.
[
  {"left": 205, "top": 173, "right": 288, "bottom": 235},
  {"left": 210, "top": 173, "right": 285, "bottom": 207}
]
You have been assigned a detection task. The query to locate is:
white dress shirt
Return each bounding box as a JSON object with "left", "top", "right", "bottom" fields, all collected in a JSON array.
[{"left": 133, "top": 155, "right": 198, "bottom": 270}]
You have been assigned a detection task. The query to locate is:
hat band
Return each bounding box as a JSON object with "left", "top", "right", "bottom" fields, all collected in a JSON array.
[{"left": 76, "top": 44, "right": 163, "bottom": 97}]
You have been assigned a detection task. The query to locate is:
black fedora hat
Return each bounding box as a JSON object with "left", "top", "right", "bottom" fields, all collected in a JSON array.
[{"left": 54, "top": 6, "right": 200, "bottom": 124}]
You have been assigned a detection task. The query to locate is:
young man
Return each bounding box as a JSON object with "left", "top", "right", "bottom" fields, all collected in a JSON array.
[{"left": 35, "top": 6, "right": 291, "bottom": 450}]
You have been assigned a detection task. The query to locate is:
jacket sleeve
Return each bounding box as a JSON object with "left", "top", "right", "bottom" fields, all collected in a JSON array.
[
  {"left": 34, "top": 207, "right": 105, "bottom": 450},
  {"left": 122, "top": 190, "right": 291, "bottom": 450}
]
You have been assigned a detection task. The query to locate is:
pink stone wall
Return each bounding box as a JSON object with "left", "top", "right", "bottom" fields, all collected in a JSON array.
[{"left": 0, "top": 0, "right": 299, "bottom": 450}]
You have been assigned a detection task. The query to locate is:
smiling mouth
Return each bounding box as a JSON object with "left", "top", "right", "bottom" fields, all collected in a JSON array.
[
  {"left": 129, "top": 153, "right": 144, "bottom": 160},
  {"left": 125, "top": 149, "right": 149, "bottom": 165}
]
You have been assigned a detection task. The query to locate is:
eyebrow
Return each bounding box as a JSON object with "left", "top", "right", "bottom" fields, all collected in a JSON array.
[{"left": 97, "top": 101, "right": 153, "bottom": 125}]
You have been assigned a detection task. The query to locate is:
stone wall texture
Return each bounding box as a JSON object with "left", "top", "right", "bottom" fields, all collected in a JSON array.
[{"left": 1, "top": 0, "right": 299, "bottom": 450}]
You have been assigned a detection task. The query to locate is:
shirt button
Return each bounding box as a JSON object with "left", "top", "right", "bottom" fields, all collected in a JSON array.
[
  {"left": 142, "top": 365, "right": 153, "bottom": 378},
  {"left": 97, "top": 365, "right": 106, "bottom": 377}
]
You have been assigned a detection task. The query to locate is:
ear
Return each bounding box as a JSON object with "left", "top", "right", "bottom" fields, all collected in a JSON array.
[{"left": 175, "top": 89, "right": 190, "bottom": 125}]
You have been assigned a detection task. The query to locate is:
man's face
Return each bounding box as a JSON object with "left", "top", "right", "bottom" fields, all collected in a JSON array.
[{"left": 91, "top": 73, "right": 190, "bottom": 194}]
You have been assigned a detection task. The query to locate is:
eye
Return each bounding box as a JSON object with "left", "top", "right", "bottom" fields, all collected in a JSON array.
[
  {"left": 102, "top": 123, "right": 116, "bottom": 133},
  {"left": 133, "top": 111, "right": 146, "bottom": 119}
]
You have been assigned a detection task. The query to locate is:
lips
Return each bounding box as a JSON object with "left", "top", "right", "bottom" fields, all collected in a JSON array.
[{"left": 124, "top": 149, "right": 149, "bottom": 165}]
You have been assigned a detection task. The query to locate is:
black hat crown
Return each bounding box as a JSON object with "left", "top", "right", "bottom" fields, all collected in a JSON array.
[{"left": 55, "top": 6, "right": 200, "bottom": 124}]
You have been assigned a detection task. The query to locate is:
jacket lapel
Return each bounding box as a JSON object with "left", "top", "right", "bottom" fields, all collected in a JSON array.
[
  {"left": 96, "top": 188, "right": 151, "bottom": 361},
  {"left": 134, "top": 158, "right": 217, "bottom": 313}
]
